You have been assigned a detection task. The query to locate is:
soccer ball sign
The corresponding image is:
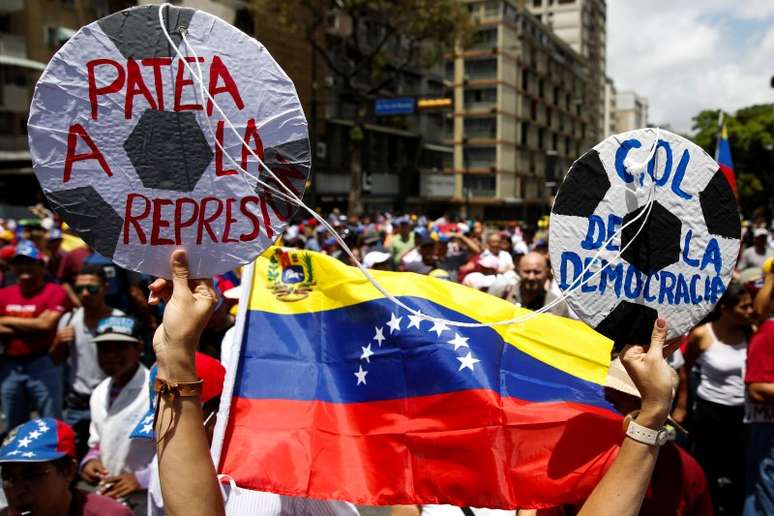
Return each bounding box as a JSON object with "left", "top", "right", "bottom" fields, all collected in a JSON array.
[
  {"left": 549, "top": 129, "right": 740, "bottom": 346},
  {"left": 28, "top": 5, "right": 310, "bottom": 278}
]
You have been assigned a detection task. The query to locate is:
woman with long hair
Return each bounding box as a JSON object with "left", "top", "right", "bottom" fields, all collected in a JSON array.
[{"left": 673, "top": 281, "right": 754, "bottom": 515}]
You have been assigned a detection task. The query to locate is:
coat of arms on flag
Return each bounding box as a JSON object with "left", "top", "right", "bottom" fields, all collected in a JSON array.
[{"left": 267, "top": 248, "right": 316, "bottom": 301}]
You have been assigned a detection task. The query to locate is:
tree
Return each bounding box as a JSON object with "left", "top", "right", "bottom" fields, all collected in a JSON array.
[
  {"left": 263, "top": 0, "right": 472, "bottom": 214},
  {"left": 692, "top": 104, "right": 774, "bottom": 218}
]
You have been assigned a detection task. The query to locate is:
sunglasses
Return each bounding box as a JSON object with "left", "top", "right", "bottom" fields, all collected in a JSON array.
[{"left": 74, "top": 285, "right": 101, "bottom": 294}]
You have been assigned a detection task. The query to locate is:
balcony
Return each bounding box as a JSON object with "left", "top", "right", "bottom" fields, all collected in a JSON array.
[
  {"left": 0, "top": 84, "right": 31, "bottom": 114},
  {"left": 0, "top": 33, "right": 26, "bottom": 59},
  {"left": 314, "top": 173, "right": 351, "bottom": 194}
]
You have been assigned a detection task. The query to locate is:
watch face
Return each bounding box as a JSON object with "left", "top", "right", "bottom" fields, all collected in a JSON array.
[{"left": 656, "top": 429, "right": 669, "bottom": 446}]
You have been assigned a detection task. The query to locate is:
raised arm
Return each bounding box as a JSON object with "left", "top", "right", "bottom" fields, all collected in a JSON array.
[
  {"left": 150, "top": 250, "right": 224, "bottom": 516},
  {"left": 578, "top": 319, "right": 674, "bottom": 516},
  {"left": 753, "top": 265, "right": 773, "bottom": 320}
]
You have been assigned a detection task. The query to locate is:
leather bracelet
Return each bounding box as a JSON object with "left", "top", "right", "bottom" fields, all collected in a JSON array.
[{"left": 154, "top": 377, "right": 203, "bottom": 401}]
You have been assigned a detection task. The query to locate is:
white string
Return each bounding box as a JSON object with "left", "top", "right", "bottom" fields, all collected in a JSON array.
[{"left": 157, "top": 4, "right": 662, "bottom": 329}]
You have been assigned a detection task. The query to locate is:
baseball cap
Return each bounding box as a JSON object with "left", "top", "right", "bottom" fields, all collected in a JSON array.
[
  {"left": 396, "top": 215, "right": 410, "bottom": 225},
  {"left": 0, "top": 245, "right": 15, "bottom": 261},
  {"left": 93, "top": 315, "right": 143, "bottom": 344},
  {"left": 11, "top": 240, "right": 43, "bottom": 263},
  {"left": 0, "top": 418, "right": 76, "bottom": 463},
  {"left": 479, "top": 255, "right": 500, "bottom": 270},
  {"left": 364, "top": 251, "right": 391, "bottom": 268},
  {"left": 47, "top": 228, "right": 63, "bottom": 241},
  {"left": 418, "top": 236, "right": 435, "bottom": 247},
  {"left": 0, "top": 229, "right": 13, "bottom": 243},
  {"left": 131, "top": 352, "right": 226, "bottom": 440}
]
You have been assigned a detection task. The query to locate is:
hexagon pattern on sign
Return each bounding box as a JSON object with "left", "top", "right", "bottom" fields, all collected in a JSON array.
[
  {"left": 594, "top": 300, "right": 659, "bottom": 349},
  {"left": 124, "top": 110, "right": 214, "bottom": 192},
  {"left": 47, "top": 186, "right": 123, "bottom": 259},
  {"left": 97, "top": 5, "right": 194, "bottom": 60},
  {"left": 700, "top": 170, "right": 742, "bottom": 240},
  {"left": 620, "top": 201, "right": 681, "bottom": 275},
  {"left": 254, "top": 140, "right": 312, "bottom": 222},
  {"left": 551, "top": 150, "right": 610, "bottom": 218}
]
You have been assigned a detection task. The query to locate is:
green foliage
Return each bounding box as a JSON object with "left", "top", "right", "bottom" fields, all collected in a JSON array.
[
  {"left": 691, "top": 104, "right": 774, "bottom": 217},
  {"left": 263, "top": 0, "right": 472, "bottom": 101}
]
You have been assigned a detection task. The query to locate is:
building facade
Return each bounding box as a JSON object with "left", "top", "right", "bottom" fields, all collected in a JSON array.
[
  {"left": 615, "top": 90, "right": 648, "bottom": 132},
  {"left": 602, "top": 75, "right": 616, "bottom": 137},
  {"left": 444, "top": 0, "right": 593, "bottom": 221},
  {"left": 526, "top": 0, "right": 606, "bottom": 142}
]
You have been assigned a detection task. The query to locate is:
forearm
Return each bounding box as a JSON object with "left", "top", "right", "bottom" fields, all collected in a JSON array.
[
  {"left": 578, "top": 411, "right": 663, "bottom": 516},
  {"left": 156, "top": 359, "right": 224, "bottom": 516},
  {"left": 0, "top": 316, "right": 51, "bottom": 332},
  {"left": 0, "top": 323, "right": 12, "bottom": 335},
  {"left": 749, "top": 383, "right": 774, "bottom": 403}
]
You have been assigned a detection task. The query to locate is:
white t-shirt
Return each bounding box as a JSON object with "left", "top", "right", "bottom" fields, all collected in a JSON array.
[{"left": 59, "top": 307, "right": 124, "bottom": 396}]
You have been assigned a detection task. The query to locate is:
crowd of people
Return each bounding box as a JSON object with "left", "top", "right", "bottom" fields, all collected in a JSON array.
[{"left": 0, "top": 203, "right": 772, "bottom": 515}]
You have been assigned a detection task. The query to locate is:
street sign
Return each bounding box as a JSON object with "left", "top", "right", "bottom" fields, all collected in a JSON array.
[{"left": 374, "top": 97, "right": 415, "bottom": 116}]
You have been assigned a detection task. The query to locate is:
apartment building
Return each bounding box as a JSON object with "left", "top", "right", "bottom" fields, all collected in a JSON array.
[
  {"left": 526, "top": 0, "right": 606, "bottom": 142},
  {"left": 445, "top": 0, "right": 593, "bottom": 221},
  {"left": 615, "top": 91, "right": 649, "bottom": 132},
  {"left": 602, "top": 75, "right": 616, "bottom": 137}
]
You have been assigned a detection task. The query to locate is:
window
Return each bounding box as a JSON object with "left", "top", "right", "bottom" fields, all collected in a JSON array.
[
  {"left": 464, "top": 117, "right": 497, "bottom": 138},
  {"left": 533, "top": 0, "right": 542, "bottom": 6},
  {"left": 463, "top": 147, "right": 496, "bottom": 168},
  {"left": 463, "top": 174, "right": 497, "bottom": 197},
  {"left": 465, "top": 59, "right": 497, "bottom": 80},
  {"left": 464, "top": 88, "right": 497, "bottom": 108}
]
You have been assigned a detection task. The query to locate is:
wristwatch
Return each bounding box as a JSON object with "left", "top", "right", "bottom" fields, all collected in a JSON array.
[{"left": 622, "top": 411, "right": 670, "bottom": 447}]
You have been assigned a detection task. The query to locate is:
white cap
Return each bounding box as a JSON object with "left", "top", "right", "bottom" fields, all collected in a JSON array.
[
  {"left": 479, "top": 255, "right": 500, "bottom": 270},
  {"left": 364, "top": 251, "right": 391, "bottom": 268},
  {"left": 753, "top": 227, "right": 769, "bottom": 238}
]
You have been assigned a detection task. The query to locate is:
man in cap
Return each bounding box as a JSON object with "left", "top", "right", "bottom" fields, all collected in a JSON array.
[
  {"left": 364, "top": 250, "right": 391, "bottom": 271},
  {"left": 738, "top": 227, "right": 773, "bottom": 272},
  {"left": 80, "top": 315, "right": 154, "bottom": 508},
  {"left": 0, "top": 418, "right": 132, "bottom": 516},
  {"left": 0, "top": 240, "right": 69, "bottom": 429},
  {"left": 404, "top": 237, "right": 438, "bottom": 275},
  {"left": 387, "top": 216, "right": 415, "bottom": 268},
  {"left": 53, "top": 264, "right": 125, "bottom": 459},
  {"left": 44, "top": 228, "right": 64, "bottom": 279}
]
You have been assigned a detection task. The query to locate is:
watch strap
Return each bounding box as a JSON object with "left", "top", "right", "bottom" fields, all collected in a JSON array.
[
  {"left": 623, "top": 411, "right": 668, "bottom": 447},
  {"left": 154, "top": 377, "right": 204, "bottom": 400}
]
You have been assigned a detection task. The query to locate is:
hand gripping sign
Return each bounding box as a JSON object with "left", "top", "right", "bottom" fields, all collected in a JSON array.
[
  {"left": 549, "top": 128, "right": 740, "bottom": 347},
  {"left": 28, "top": 5, "right": 310, "bottom": 278}
]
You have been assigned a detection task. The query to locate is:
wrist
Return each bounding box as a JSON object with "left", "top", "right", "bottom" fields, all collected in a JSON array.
[
  {"left": 155, "top": 351, "right": 197, "bottom": 382},
  {"left": 636, "top": 405, "right": 669, "bottom": 430}
]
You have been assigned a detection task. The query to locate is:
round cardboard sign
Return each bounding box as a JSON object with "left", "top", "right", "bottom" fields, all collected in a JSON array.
[
  {"left": 549, "top": 128, "right": 740, "bottom": 346},
  {"left": 28, "top": 5, "right": 310, "bottom": 278}
]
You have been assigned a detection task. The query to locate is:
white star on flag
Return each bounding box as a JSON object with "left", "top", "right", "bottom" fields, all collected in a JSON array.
[
  {"left": 7, "top": 451, "right": 19, "bottom": 456},
  {"left": 360, "top": 343, "right": 374, "bottom": 363},
  {"left": 447, "top": 333, "right": 470, "bottom": 350},
  {"left": 429, "top": 320, "right": 449, "bottom": 337},
  {"left": 21, "top": 452, "right": 35, "bottom": 458},
  {"left": 37, "top": 425, "right": 49, "bottom": 433},
  {"left": 354, "top": 366, "right": 368, "bottom": 385},
  {"left": 27, "top": 430, "right": 41, "bottom": 440},
  {"left": 17, "top": 437, "right": 32, "bottom": 448},
  {"left": 143, "top": 415, "right": 154, "bottom": 425},
  {"left": 457, "top": 352, "right": 480, "bottom": 372},
  {"left": 386, "top": 313, "right": 402, "bottom": 334},
  {"left": 407, "top": 311, "right": 424, "bottom": 330},
  {"left": 373, "top": 326, "right": 386, "bottom": 346},
  {"left": 142, "top": 423, "right": 153, "bottom": 434}
]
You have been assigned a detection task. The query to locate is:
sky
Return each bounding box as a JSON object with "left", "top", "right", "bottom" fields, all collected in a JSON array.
[{"left": 607, "top": 0, "right": 774, "bottom": 134}]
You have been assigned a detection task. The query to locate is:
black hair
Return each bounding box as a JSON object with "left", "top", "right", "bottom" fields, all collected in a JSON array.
[
  {"left": 703, "top": 280, "right": 750, "bottom": 324},
  {"left": 77, "top": 264, "right": 107, "bottom": 283}
]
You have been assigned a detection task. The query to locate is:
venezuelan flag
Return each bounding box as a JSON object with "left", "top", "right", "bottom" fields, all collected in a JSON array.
[
  {"left": 716, "top": 123, "right": 737, "bottom": 195},
  {"left": 215, "top": 248, "right": 623, "bottom": 509}
]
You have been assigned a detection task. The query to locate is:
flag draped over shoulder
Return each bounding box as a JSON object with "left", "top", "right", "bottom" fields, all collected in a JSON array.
[
  {"left": 213, "top": 248, "right": 623, "bottom": 509},
  {"left": 716, "top": 123, "right": 737, "bottom": 194}
]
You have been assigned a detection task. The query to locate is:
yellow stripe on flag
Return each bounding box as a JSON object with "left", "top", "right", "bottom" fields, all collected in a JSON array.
[{"left": 249, "top": 248, "right": 612, "bottom": 385}]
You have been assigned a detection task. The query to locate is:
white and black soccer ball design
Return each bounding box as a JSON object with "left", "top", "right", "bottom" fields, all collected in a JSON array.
[
  {"left": 28, "top": 5, "right": 309, "bottom": 278},
  {"left": 549, "top": 129, "right": 740, "bottom": 346}
]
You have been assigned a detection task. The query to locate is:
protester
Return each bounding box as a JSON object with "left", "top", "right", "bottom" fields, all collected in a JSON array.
[
  {"left": 54, "top": 264, "right": 124, "bottom": 459},
  {"left": 81, "top": 315, "right": 154, "bottom": 512},
  {"left": 737, "top": 227, "right": 772, "bottom": 271},
  {"left": 129, "top": 352, "right": 226, "bottom": 516},
  {"left": 0, "top": 240, "right": 68, "bottom": 429},
  {"left": 743, "top": 264, "right": 774, "bottom": 515},
  {"left": 364, "top": 250, "right": 392, "bottom": 271},
  {"left": 405, "top": 237, "right": 439, "bottom": 275},
  {"left": 674, "top": 281, "right": 753, "bottom": 515},
  {"left": 479, "top": 231, "right": 514, "bottom": 273},
  {"left": 0, "top": 418, "right": 132, "bottom": 516},
  {"left": 146, "top": 249, "right": 678, "bottom": 516},
  {"left": 387, "top": 216, "right": 416, "bottom": 268},
  {"left": 506, "top": 252, "right": 569, "bottom": 317}
]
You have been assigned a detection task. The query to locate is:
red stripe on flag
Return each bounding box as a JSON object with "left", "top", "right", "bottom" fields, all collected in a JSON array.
[
  {"left": 719, "top": 163, "right": 737, "bottom": 195},
  {"left": 218, "top": 391, "right": 622, "bottom": 509}
]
